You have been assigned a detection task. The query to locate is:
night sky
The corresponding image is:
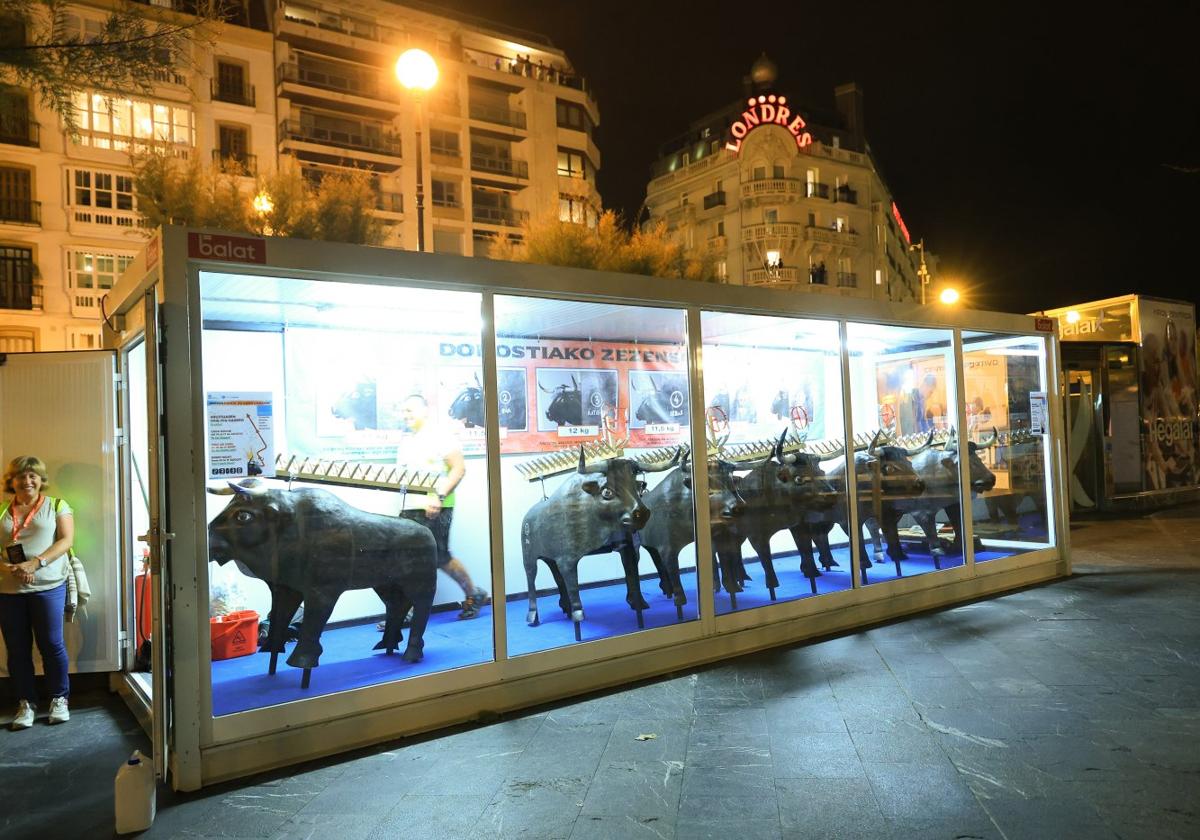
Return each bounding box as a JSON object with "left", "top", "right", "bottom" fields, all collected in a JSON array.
[{"left": 435, "top": 0, "right": 1199, "bottom": 315}]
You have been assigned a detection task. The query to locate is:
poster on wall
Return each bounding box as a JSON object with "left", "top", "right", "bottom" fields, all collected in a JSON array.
[
  {"left": 962, "top": 351, "right": 1011, "bottom": 436},
  {"left": 1136, "top": 299, "right": 1198, "bottom": 488},
  {"left": 1029, "top": 392, "right": 1048, "bottom": 435},
  {"left": 207, "top": 392, "right": 275, "bottom": 478},
  {"left": 628, "top": 371, "right": 690, "bottom": 433},
  {"left": 875, "top": 355, "right": 950, "bottom": 437},
  {"left": 702, "top": 346, "right": 830, "bottom": 443}
]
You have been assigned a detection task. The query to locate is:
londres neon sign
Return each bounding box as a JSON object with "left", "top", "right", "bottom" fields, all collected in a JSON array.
[{"left": 725, "top": 94, "right": 813, "bottom": 154}]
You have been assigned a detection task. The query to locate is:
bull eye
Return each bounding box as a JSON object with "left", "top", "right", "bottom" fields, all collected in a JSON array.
[
  {"left": 600, "top": 486, "right": 615, "bottom": 500},
  {"left": 234, "top": 510, "right": 254, "bottom": 524},
  {"left": 636, "top": 480, "right": 647, "bottom": 493}
]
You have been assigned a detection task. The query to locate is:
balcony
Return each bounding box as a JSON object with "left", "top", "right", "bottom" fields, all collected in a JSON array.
[
  {"left": 837, "top": 272, "right": 858, "bottom": 288},
  {"left": 430, "top": 143, "right": 461, "bottom": 161},
  {"left": 0, "top": 199, "right": 40, "bottom": 225},
  {"left": 0, "top": 280, "right": 39, "bottom": 311},
  {"left": 212, "top": 149, "right": 257, "bottom": 175},
  {"left": 279, "top": 61, "right": 384, "bottom": 100},
  {"left": 745, "top": 267, "right": 802, "bottom": 286},
  {"left": 833, "top": 185, "right": 858, "bottom": 205},
  {"left": 744, "top": 222, "right": 803, "bottom": 243},
  {"left": 809, "top": 267, "right": 829, "bottom": 286},
  {"left": 708, "top": 234, "right": 727, "bottom": 251},
  {"left": 471, "top": 153, "right": 529, "bottom": 179},
  {"left": 805, "top": 225, "right": 861, "bottom": 248},
  {"left": 469, "top": 101, "right": 527, "bottom": 130},
  {"left": 212, "top": 79, "right": 255, "bottom": 107},
  {"left": 374, "top": 192, "right": 403, "bottom": 213},
  {"left": 0, "top": 116, "right": 38, "bottom": 147},
  {"left": 740, "top": 178, "right": 803, "bottom": 200},
  {"left": 472, "top": 205, "right": 529, "bottom": 227},
  {"left": 805, "top": 182, "right": 830, "bottom": 200},
  {"left": 703, "top": 190, "right": 726, "bottom": 210},
  {"left": 279, "top": 119, "right": 400, "bottom": 155}
]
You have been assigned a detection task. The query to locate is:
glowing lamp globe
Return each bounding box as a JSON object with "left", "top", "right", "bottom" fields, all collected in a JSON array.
[
  {"left": 252, "top": 193, "right": 273, "bottom": 215},
  {"left": 396, "top": 49, "right": 438, "bottom": 91},
  {"left": 939, "top": 288, "right": 960, "bottom": 305}
]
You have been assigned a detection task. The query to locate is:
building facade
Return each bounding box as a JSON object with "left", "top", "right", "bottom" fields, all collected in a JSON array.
[
  {"left": 0, "top": 0, "right": 600, "bottom": 352},
  {"left": 644, "top": 58, "right": 926, "bottom": 302}
]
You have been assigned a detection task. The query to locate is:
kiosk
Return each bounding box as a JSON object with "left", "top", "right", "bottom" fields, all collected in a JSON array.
[
  {"left": 7, "top": 226, "right": 1069, "bottom": 791},
  {"left": 1038, "top": 296, "right": 1198, "bottom": 511}
]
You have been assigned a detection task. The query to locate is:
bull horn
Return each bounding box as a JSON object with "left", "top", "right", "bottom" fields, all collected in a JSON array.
[
  {"left": 206, "top": 485, "right": 235, "bottom": 496},
  {"left": 538, "top": 381, "right": 552, "bottom": 393},
  {"left": 979, "top": 426, "right": 999, "bottom": 448},
  {"left": 228, "top": 478, "right": 269, "bottom": 496},
  {"left": 576, "top": 445, "right": 590, "bottom": 474},
  {"left": 634, "top": 447, "right": 683, "bottom": 473},
  {"left": 904, "top": 430, "right": 935, "bottom": 457},
  {"left": 942, "top": 427, "right": 957, "bottom": 451},
  {"left": 868, "top": 430, "right": 882, "bottom": 455}
]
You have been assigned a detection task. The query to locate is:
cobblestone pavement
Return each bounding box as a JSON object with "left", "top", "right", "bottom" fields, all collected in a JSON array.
[{"left": 3, "top": 505, "right": 1199, "bottom": 839}]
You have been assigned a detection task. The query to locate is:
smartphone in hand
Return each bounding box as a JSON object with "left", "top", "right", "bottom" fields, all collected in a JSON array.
[{"left": 5, "top": 543, "right": 27, "bottom": 565}]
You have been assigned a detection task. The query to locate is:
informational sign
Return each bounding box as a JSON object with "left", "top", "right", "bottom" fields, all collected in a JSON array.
[
  {"left": 1029, "top": 391, "right": 1048, "bottom": 435},
  {"left": 207, "top": 392, "right": 275, "bottom": 478},
  {"left": 725, "top": 94, "right": 813, "bottom": 153},
  {"left": 188, "top": 232, "right": 266, "bottom": 264}
]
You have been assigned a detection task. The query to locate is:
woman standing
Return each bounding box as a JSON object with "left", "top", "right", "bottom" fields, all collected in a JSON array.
[{"left": 1, "top": 456, "right": 74, "bottom": 730}]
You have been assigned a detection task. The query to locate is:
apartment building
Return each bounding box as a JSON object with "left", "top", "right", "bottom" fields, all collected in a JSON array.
[
  {"left": 644, "top": 57, "right": 926, "bottom": 302},
  {"left": 0, "top": 0, "right": 601, "bottom": 351}
]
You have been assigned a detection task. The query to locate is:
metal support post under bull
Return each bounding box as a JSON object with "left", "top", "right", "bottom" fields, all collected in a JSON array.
[
  {"left": 301, "top": 668, "right": 312, "bottom": 689},
  {"left": 574, "top": 620, "right": 582, "bottom": 642},
  {"left": 269, "top": 651, "right": 278, "bottom": 675}
]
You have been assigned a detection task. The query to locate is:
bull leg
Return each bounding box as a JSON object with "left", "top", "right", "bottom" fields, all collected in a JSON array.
[
  {"left": 814, "top": 525, "right": 838, "bottom": 570},
  {"left": 882, "top": 510, "right": 906, "bottom": 576},
  {"left": 559, "top": 560, "right": 585, "bottom": 641},
  {"left": 372, "top": 586, "right": 410, "bottom": 654},
  {"left": 911, "top": 510, "right": 942, "bottom": 568},
  {"left": 401, "top": 588, "right": 434, "bottom": 664},
  {"left": 619, "top": 544, "right": 648, "bottom": 628},
  {"left": 286, "top": 592, "right": 338, "bottom": 673},
  {"left": 545, "top": 559, "right": 571, "bottom": 615},
  {"left": 524, "top": 551, "right": 541, "bottom": 626},
  {"left": 789, "top": 525, "right": 821, "bottom": 595},
  {"left": 748, "top": 536, "right": 779, "bottom": 599},
  {"left": 664, "top": 547, "right": 687, "bottom": 620},
  {"left": 263, "top": 585, "right": 303, "bottom": 676},
  {"left": 643, "top": 546, "right": 676, "bottom": 600}
]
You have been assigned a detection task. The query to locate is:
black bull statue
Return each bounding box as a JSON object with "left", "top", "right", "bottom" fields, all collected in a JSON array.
[
  {"left": 207, "top": 480, "right": 438, "bottom": 683},
  {"left": 521, "top": 448, "right": 680, "bottom": 633}
]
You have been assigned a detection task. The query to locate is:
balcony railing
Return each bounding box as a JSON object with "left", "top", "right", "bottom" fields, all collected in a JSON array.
[
  {"left": 0, "top": 116, "right": 38, "bottom": 147},
  {"left": 0, "top": 199, "right": 41, "bottom": 225},
  {"left": 0, "top": 279, "right": 39, "bottom": 310},
  {"left": 469, "top": 101, "right": 527, "bottom": 130},
  {"left": 212, "top": 149, "right": 258, "bottom": 175},
  {"left": 837, "top": 272, "right": 858, "bottom": 288},
  {"left": 745, "top": 267, "right": 802, "bottom": 286},
  {"left": 472, "top": 205, "right": 528, "bottom": 226},
  {"left": 279, "top": 119, "right": 400, "bottom": 155},
  {"left": 703, "top": 190, "right": 726, "bottom": 210},
  {"left": 740, "top": 178, "right": 802, "bottom": 200},
  {"left": 430, "top": 143, "right": 461, "bottom": 159},
  {"left": 805, "top": 225, "right": 860, "bottom": 248},
  {"left": 212, "top": 79, "right": 256, "bottom": 106},
  {"left": 744, "top": 222, "right": 803, "bottom": 243},
  {"left": 432, "top": 197, "right": 461, "bottom": 208},
  {"left": 809, "top": 267, "right": 829, "bottom": 286},
  {"left": 471, "top": 153, "right": 529, "bottom": 179},
  {"left": 375, "top": 192, "right": 403, "bottom": 213},
  {"left": 833, "top": 185, "right": 858, "bottom": 204},
  {"left": 805, "top": 182, "right": 830, "bottom": 199},
  {"left": 279, "top": 61, "right": 384, "bottom": 100}
]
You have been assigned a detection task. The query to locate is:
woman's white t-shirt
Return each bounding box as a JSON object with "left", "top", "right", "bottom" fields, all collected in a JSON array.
[{"left": 1, "top": 495, "right": 72, "bottom": 594}]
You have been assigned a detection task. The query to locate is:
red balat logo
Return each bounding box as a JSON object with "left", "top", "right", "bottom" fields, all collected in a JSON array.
[{"left": 725, "top": 94, "right": 813, "bottom": 154}]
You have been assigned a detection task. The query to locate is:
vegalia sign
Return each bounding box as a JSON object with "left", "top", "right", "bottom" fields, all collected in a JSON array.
[{"left": 725, "top": 94, "right": 813, "bottom": 154}]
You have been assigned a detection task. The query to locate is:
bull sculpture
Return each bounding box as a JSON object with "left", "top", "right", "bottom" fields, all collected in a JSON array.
[
  {"left": 639, "top": 448, "right": 746, "bottom": 616},
  {"left": 522, "top": 447, "right": 679, "bottom": 635},
  {"left": 826, "top": 431, "right": 927, "bottom": 582},
  {"left": 541, "top": 375, "right": 583, "bottom": 426},
  {"left": 331, "top": 379, "right": 378, "bottom": 430},
  {"left": 207, "top": 479, "right": 438, "bottom": 686},
  {"left": 897, "top": 428, "right": 997, "bottom": 565}
]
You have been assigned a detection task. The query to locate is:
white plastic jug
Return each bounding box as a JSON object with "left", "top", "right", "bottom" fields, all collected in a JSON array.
[{"left": 115, "top": 750, "right": 156, "bottom": 834}]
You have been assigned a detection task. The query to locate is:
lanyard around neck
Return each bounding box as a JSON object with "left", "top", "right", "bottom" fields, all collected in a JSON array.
[{"left": 9, "top": 495, "right": 45, "bottom": 544}]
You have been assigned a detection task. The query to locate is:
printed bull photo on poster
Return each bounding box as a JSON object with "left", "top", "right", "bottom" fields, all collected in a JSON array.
[
  {"left": 536, "top": 368, "right": 619, "bottom": 431},
  {"left": 628, "top": 371, "right": 690, "bottom": 429}
]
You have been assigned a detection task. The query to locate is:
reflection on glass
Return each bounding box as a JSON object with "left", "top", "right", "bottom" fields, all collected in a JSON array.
[
  {"left": 199, "top": 272, "right": 492, "bottom": 715},
  {"left": 495, "top": 296, "right": 696, "bottom": 655},
  {"left": 125, "top": 339, "right": 153, "bottom": 691},
  {"left": 700, "top": 312, "right": 851, "bottom": 614},
  {"left": 847, "top": 322, "right": 962, "bottom": 584},
  {"left": 962, "top": 332, "right": 1054, "bottom": 558}
]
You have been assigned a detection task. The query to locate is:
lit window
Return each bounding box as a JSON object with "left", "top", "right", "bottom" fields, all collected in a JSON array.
[
  {"left": 70, "top": 92, "right": 194, "bottom": 152},
  {"left": 557, "top": 148, "right": 591, "bottom": 180},
  {"left": 67, "top": 249, "right": 135, "bottom": 290}
]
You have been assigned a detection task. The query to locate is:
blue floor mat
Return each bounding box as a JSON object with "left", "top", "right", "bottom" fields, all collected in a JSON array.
[{"left": 211, "top": 543, "right": 1031, "bottom": 716}]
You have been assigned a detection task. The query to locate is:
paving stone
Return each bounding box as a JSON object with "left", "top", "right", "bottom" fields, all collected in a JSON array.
[{"left": 770, "top": 730, "right": 864, "bottom": 778}]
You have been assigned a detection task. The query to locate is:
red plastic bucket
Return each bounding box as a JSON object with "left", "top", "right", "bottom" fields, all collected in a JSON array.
[{"left": 210, "top": 610, "right": 259, "bottom": 661}]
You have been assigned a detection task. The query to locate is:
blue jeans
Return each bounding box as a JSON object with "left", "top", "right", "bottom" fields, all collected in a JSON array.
[{"left": 0, "top": 582, "right": 70, "bottom": 702}]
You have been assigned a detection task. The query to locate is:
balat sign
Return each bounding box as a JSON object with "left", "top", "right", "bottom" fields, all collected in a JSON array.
[{"left": 725, "top": 94, "right": 813, "bottom": 154}]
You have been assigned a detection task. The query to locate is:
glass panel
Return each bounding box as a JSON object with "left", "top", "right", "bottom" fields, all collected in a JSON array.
[
  {"left": 494, "top": 296, "right": 696, "bottom": 655},
  {"left": 1105, "top": 346, "right": 1142, "bottom": 495},
  {"left": 125, "top": 339, "right": 153, "bottom": 692},
  {"left": 846, "top": 322, "right": 962, "bottom": 584},
  {"left": 199, "top": 272, "right": 493, "bottom": 715},
  {"left": 700, "top": 312, "right": 851, "bottom": 613},
  {"left": 962, "top": 332, "right": 1055, "bottom": 557}
]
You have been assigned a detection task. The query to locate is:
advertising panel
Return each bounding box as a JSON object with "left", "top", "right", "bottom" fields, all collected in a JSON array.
[
  {"left": 874, "top": 355, "right": 950, "bottom": 436},
  {"left": 1136, "top": 299, "right": 1199, "bottom": 489}
]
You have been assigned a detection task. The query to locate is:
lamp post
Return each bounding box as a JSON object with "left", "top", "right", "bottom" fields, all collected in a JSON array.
[
  {"left": 909, "top": 239, "right": 931, "bottom": 304},
  {"left": 396, "top": 48, "right": 439, "bottom": 252}
]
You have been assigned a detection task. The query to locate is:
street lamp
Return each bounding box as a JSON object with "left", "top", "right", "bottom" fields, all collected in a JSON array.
[
  {"left": 252, "top": 192, "right": 274, "bottom": 235},
  {"left": 396, "top": 48, "right": 439, "bottom": 253},
  {"left": 909, "top": 239, "right": 931, "bottom": 304},
  {"left": 939, "top": 287, "right": 960, "bottom": 305}
]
